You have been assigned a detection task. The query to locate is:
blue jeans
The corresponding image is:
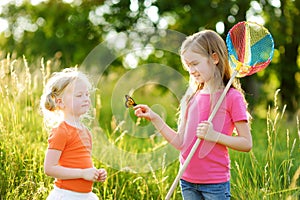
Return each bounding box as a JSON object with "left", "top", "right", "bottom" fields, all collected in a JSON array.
[{"left": 180, "top": 179, "right": 231, "bottom": 200}]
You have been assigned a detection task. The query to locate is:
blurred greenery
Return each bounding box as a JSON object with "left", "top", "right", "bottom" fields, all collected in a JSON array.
[
  {"left": 0, "top": 56, "right": 299, "bottom": 199},
  {"left": 0, "top": 1, "right": 299, "bottom": 199},
  {"left": 0, "top": 0, "right": 299, "bottom": 114}
]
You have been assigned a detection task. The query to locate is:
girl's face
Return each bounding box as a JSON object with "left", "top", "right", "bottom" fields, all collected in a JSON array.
[
  {"left": 182, "top": 49, "right": 215, "bottom": 85},
  {"left": 61, "top": 79, "right": 91, "bottom": 119}
]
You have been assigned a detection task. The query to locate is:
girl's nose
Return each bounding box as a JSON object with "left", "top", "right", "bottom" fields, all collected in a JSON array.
[
  {"left": 84, "top": 95, "right": 90, "bottom": 101},
  {"left": 189, "top": 66, "right": 196, "bottom": 74}
]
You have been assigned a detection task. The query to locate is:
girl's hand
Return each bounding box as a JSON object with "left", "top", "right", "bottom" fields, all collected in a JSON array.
[
  {"left": 196, "top": 121, "right": 221, "bottom": 143},
  {"left": 81, "top": 167, "right": 100, "bottom": 182},
  {"left": 96, "top": 168, "right": 107, "bottom": 182},
  {"left": 133, "top": 104, "right": 158, "bottom": 121}
]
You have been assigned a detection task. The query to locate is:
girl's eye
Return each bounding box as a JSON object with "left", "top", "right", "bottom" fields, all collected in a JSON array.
[
  {"left": 186, "top": 62, "right": 198, "bottom": 68},
  {"left": 75, "top": 93, "right": 90, "bottom": 97}
]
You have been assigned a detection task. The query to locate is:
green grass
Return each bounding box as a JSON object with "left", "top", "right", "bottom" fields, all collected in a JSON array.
[{"left": 0, "top": 57, "right": 299, "bottom": 199}]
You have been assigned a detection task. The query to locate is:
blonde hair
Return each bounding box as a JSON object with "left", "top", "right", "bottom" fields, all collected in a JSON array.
[
  {"left": 178, "top": 30, "right": 244, "bottom": 133},
  {"left": 180, "top": 30, "right": 234, "bottom": 91},
  {"left": 40, "top": 67, "right": 92, "bottom": 129}
]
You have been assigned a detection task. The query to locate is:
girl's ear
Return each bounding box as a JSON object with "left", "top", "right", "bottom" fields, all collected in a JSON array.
[
  {"left": 56, "top": 98, "right": 64, "bottom": 109},
  {"left": 211, "top": 53, "right": 219, "bottom": 65}
]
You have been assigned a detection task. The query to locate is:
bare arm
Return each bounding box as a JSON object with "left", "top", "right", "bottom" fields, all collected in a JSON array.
[
  {"left": 44, "top": 149, "right": 105, "bottom": 182},
  {"left": 197, "top": 120, "right": 252, "bottom": 152},
  {"left": 134, "top": 104, "right": 183, "bottom": 149},
  {"left": 218, "top": 121, "right": 252, "bottom": 152}
]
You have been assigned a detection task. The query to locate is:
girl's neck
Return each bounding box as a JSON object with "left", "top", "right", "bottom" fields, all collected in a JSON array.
[
  {"left": 64, "top": 115, "right": 83, "bottom": 129},
  {"left": 201, "top": 82, "right": 224, "bottom": 94},
  {"left": 199, "top": 87, "right": 210, "bottom": 94}
]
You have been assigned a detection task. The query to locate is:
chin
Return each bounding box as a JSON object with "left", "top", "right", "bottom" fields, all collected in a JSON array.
[{"left": 78, "top": 110, "right": 89, "bottom": 116}]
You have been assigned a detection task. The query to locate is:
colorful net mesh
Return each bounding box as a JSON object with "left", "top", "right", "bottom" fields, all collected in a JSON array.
[{"left": 226, "top": 21, "right": 274, "bottom": 77}]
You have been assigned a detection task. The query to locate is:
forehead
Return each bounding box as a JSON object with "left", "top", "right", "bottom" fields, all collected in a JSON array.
[
  {"left": 182, "top": 49, "right": 207, "bottom": 64},
  {"left": 66, "top": 78, "right": 90, "bottom": 92}
]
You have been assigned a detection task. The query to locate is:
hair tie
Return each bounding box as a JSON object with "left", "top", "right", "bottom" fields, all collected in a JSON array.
[{"left": 48, "top": 92, "right": 55, "bottom": 98}]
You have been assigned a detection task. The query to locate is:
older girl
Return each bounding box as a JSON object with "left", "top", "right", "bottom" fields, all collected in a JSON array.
[{"left": 134, "top": 30, "right": 252, "bottom": 199}]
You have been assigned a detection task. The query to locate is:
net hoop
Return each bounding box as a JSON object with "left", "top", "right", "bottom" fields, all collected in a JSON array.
[{"left": 226, "top": 21, "right": 274, "bottom": 77}]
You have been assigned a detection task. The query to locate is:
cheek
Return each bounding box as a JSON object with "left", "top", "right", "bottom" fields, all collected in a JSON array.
[
  {"left": 74, "top": 99, "right": 81, "bottom": 106},
  {"left": 203, "top": 63, "right": 213, "bottom": 74},
  {"left": 62, "top": 96, "right": 71, "bottom": 105}
]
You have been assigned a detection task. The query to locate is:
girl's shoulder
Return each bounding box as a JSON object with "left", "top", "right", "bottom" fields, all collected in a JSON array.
[
  {"left": 225, "top": 88, "right": 247, "bottom": 105},
  {"left": 226, "top": 88, "right": 248, "bottom": 109},
  {"left": 227, "top": 87, "right": 244, "bottom": 98},
  {"left": 51, "top": 121, "right": 73, "bottom": 137}
]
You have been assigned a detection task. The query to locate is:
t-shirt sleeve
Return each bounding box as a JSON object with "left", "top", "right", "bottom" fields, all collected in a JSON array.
[
  {"left": 48, "top": 126, "right": 67, "bottom": 151},
  {"left": 229, "top": 89, "right": 248, "bottom": 122}
]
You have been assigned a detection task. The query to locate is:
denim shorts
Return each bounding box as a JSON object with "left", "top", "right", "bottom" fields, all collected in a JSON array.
[{"left": 180, "top": 179, "right": 231, "bottom": 200}]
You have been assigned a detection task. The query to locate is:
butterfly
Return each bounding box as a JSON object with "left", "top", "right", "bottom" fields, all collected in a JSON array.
[{"left": 125, "top": 95, "right": 137, "bottom": 108}]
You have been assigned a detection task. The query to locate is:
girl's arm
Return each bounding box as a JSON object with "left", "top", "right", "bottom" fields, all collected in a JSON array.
[
  {"left": 134, "top": 104, "right": 183, "bottom": 149},
  {"left": 218, "top": 121, "right": 252, "bottom": 152},
  {"left": 197, "top": 120, "right": 252, "bottom": 152},
  {"left": 44, "top": 149, "right": 101, "bottom": 181}
]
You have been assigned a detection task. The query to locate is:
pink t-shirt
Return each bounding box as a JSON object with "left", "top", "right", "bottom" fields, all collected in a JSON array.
[{"left": 180, "top": 88, "right": 248, "bottom": 184}]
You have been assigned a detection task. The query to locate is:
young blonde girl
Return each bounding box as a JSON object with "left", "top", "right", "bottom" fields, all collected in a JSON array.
[
  {"left": 134, "top": 30, "right": 252, "bottom": 199},
  {"left": 40, "top": 68, "right": 107, "bottom": 200}
]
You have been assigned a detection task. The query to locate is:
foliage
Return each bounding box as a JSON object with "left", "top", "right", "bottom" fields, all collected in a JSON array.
[
  {"left": 0, "top": 0, "right": 299, "bottom": 113},
  {"left": 0, "top": 56, "right": 299, "bottom": 199},
  {"left": 263, "top": 0, "right": 300, "bottom": 114},
  {"left": 0, "top": 1, "right": 104, "bottom": 66}
]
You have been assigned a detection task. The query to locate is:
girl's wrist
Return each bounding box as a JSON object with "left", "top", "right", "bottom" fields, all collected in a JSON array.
[
  {"left": 205, "top": 130, "right": 221, "bottom": 143},
  {"left": 150, "top": 113, "right": 166, "bottom": 133},
  {"left": 149, "top": 112, "right": 159, "bottom": 121}
]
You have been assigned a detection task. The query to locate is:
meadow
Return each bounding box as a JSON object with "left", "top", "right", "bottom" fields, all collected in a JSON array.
[{"left": 0, "top": 56, "right": 299, "bottom": 200}]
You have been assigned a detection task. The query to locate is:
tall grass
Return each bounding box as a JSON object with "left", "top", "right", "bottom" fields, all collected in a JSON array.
[
  {"left": 230, "top": 90, "right": 299, "bottom": 199},
  {"left": 0, "top": 56, "right": 299, "bottom": 199},
  {"left": 0, "top": 56, "right": 52, "bottom": 199}
]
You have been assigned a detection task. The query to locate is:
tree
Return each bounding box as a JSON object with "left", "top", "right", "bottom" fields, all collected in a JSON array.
[
  {"left": 263, "top": 0, "right": 300, "bottom": 114},
  {"left": 0, "top": 0, "right": 299, "bottom": 114},
  {"left": 0, "top": 0, "right": 104, "bottom": 66}
]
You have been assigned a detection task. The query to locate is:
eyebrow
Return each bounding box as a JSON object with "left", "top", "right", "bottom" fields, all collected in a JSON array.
[
  {"left": 184, "top": 59, "right": 198, "bottom": 65},
  {"left": 75, "top": 90, "right": 89, "bottom": 94}
]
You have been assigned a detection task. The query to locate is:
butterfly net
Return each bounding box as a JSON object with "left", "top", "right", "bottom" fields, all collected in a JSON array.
[{"left": 226, "top": 21, "right": 274, "bottom": 77}]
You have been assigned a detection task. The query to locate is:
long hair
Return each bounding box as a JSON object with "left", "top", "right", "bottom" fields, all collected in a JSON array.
[{"left": 177, "top": 30, "right": 244, "bottom": 135}]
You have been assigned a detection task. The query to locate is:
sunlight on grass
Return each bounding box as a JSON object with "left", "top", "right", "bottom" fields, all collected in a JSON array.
[
  {"left": 230, "top": 90, "right": 299, "bottom": 200},
  {"left": 0, "top": 56, "right": 299, "bottom": 199}
]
